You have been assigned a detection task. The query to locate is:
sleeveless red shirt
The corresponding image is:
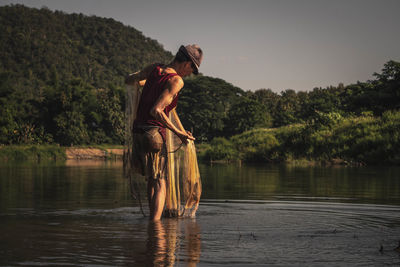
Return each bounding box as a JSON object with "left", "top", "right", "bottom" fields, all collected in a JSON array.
[{"left": 133, "top": 65, "right": 179, "bottom": 140}]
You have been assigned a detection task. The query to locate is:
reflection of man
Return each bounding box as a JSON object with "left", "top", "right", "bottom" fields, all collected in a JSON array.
[
  {"left": 146, "top": 220, "right": 177, "bottom": 266},
  {"left": 125, "top": 45, "right": 203, "bottom": 221},
  {"left": 146, "top": 220, "right": 201, "bottom": 266}
]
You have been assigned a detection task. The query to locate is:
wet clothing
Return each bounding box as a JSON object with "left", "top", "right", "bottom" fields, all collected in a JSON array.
[
  {"left": 132, "top": 65, "right": 179, "bottom": 179},
  {"left": 132, "top": 126, "right": 167, "bottom": 179}
]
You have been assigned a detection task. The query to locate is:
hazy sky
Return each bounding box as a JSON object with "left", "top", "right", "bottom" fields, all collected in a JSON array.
[{"left": 1, "top": 0, "right": 399, "bottom": 92}]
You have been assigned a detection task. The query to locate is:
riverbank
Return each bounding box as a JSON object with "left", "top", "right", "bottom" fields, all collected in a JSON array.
[
  {"left": 0, "top": 145, "right": 123, "bottom": 162},
  {"left": 201, "top": 111, "right": 400, "bottom": 166},
  {"left": 0, "top": 144, "right": 350, "bottom": 166},
  {"left": 66, "top": 147, "right": 123, "bottom": 160},
  {"left": 1, "top": 110, "right": 399, "bottom": 166}
]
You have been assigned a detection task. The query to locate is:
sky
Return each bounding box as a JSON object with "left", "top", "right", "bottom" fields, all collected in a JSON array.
[{"left": 1, "top": 0, "right": 400, "bottom": 92}]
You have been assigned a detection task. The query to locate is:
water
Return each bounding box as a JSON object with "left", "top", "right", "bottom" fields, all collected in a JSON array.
[{"left": 1, "top": 161, "right": 400, "bottom": 266}]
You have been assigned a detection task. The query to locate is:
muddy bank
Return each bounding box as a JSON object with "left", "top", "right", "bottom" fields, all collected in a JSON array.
[{"left": 66, "top": 148, "right": 123, "bottom": 160}]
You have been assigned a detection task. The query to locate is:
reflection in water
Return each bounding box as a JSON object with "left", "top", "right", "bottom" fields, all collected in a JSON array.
[
  {"left": 65, "top": 159, "right": 123, "bottom": 167},
  {"left": 185, "top": 220, "right": 201, "bottom": 266},
  {"left": 146, "top": 219, "right": 201, "bottom": 267},
  {"left": 199, "top": 163, "right": 400, "bottom": 204},
  {"left": 1, "top": 162, "right": 400, "bottom": 266}
]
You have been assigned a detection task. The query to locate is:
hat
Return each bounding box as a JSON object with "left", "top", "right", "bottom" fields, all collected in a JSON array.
[{"left": 179, "top": 44, "right": 203, "bottom": 74}]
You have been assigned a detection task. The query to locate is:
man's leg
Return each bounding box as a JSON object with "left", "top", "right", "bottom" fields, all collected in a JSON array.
[
  {"left": 149, "top": 178, "right": 166, "bottom": 221},
  {"left": 147, "top": 178, "right": 155, "bottom": 218}
]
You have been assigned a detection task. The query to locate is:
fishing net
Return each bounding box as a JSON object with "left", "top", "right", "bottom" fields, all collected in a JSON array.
[
  {"left": 164, "top": 109, "right": 202, "bottom": 218},
  {"left": 123, "top": 79, "right": 202, "bottom": 218},
  {"left": 123, "top": 78, "right": 147, "bottom": 216}
]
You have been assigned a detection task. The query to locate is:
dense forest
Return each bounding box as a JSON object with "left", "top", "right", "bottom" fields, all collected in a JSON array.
[
  {"left": 1, "top": 5, "right": 399, "bottom": 164},
  {"left": 0, "top": 5, "right": 172, "bottom": 145}
]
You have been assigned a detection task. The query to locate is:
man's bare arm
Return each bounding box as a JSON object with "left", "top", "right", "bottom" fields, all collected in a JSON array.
[{"left": 150, "top": 76, "right": 195, "bottom": 144}]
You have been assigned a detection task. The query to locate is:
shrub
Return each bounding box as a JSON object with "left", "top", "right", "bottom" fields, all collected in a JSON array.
[
  {"left": 231, "top": 129, "right": 280, "bottom": 162},
  {"left": 204, "top": 137, "right": 237, "bottom": 161}
]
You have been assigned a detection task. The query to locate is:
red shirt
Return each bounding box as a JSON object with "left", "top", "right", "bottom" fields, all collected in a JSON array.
[{"left": 134, "top": 65, "right": 179, "bottom": 140}]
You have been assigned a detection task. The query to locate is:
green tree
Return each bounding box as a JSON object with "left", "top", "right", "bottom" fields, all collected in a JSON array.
[
  {"left": 274, "top": 89, "right": 301, "bottom": 126},
  {"left": 52, "top": 79, "right": 91, "bottom": 145},
  {"left": 178, "top": 76, "right": 244, "bottom": 141},
  {"left": 224, "top": 97, "right": 272, "bottom": 136}
]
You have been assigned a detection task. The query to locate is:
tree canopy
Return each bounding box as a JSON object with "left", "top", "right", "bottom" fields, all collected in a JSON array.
[{"left": 1, "top": 5, "right": 399, "bottom": 146}]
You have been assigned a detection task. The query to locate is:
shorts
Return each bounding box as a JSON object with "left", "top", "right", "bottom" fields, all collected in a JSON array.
[{"left": 132, "top": 126, "right": 167, "bottom": 180}]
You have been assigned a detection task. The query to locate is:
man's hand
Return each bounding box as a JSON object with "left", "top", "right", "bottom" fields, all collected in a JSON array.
[{"left": 178, "top": 131, "right": 195, "bottom": 145}]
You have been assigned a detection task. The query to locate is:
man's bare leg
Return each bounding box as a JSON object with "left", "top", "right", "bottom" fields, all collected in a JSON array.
[
  {"left": 147, "top": 178, "right": 155, "bottom": 218},
  {"left": 148, "top": 178, "right": 166, "bottom": 221}
]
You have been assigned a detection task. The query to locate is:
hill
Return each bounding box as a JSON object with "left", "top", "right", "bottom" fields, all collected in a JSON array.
[
  {"left": 0, "top": 4, "right": 173, "bottom": 91},
  {"left": 0, "top": 5, "right": 246, "bottom": 145},
  {"left": 1, "top": 4, "right": 399, "bottom": 156}
]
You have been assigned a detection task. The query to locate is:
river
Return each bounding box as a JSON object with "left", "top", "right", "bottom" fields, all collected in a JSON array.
[{"left": 1, "top": 161, "right": 399, "bottom": 266}]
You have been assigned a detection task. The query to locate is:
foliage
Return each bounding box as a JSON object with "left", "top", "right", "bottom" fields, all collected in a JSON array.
[
  {"left": 200, "top": 111, "right": 400, "bottom": 165},
  {"left": 309, "top": 111, "right": 343, "bottom": 129},
  {"left": 231, "top": 129, "right": 279, "bottom": 162},
  {"left": 0, "top": 5, "right": 172, "bottom": 90},
  {"left": 1, "top": 4, "right": 400, "bottom": 161},
  {"left": 0, "top": 144, "right": 66, "bottom": 161},
  {"left": 203, "top": 137, "right": 236, "bottom": 161},
  {"left": 224, "top": 97, "right": 272, "bottom": 136},
  {"left": 0, "top": 5, "right": 170, "bottom": 145},
  {"left": 177, "top": 76, "right": 245, "bottom": 141}
]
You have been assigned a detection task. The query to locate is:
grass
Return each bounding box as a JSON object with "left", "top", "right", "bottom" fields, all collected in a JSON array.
[
  {"left": 0, "top": 144, "right": 124, "bottom": 162},
  {"left": 2, "top": 111, "right": 400, "bottom": 165},
  {"left": 0, "top": 144, "right": 66, "bottom": 162},
  {"left": 200, "top": 111, "right": 400, "bottom": 165}
]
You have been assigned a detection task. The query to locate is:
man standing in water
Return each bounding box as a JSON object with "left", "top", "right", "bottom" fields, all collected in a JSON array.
[{"left": 125, "top": 44, "right": 203, "bottom": 221}]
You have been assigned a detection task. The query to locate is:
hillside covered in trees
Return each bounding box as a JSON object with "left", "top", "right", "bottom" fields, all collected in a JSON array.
[
  {"left": 1, "top": 5, "right": 400, "bottom": 165},
  {"left": 0, "top": 5, "right": 248, "bottom": 145},
  {"left": 0, "top": 4, "right": 172, "bottom": 145}
]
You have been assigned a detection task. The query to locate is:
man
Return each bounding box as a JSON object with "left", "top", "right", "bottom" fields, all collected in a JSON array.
[{"left": 125, "top": 44, "right": 203, "bottom": 221}]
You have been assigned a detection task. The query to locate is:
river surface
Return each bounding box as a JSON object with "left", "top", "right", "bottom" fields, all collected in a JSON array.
[{"left": 1, "top": 161, "right": 400, "bottom": 266}]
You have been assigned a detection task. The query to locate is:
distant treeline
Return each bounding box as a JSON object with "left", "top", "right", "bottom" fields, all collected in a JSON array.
[
  {"left": 0, "top": 5, "right": 172, "bottom": 145},
  {"left": 1, "top": 4, "right": 400, "bottom": 165},
  {"left": 195, "top": 60, "right": 400, "bottom": 165},
  {"left": 178, "top": 60, "right": 400, "bottom": 143},
  {"left": 202, "top": 110, "right": 400, "bottom": 165}
]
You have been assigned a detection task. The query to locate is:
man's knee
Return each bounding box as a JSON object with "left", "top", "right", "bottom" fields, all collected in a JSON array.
[{"left": 149, "top": 177, "right": 165, "bottom": 190}]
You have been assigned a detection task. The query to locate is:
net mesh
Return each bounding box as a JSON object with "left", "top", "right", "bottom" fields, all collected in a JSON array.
[
  {"left": 123, "top": 79, "right": 147, "bottom": 216},
  {"left": 165, "top": 109, "right": 202, "bottom": 218}
]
